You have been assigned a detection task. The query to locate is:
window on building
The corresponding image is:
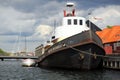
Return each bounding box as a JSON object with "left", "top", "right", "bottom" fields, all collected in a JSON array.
[
  {"left": 117, "top": 41, "right": 120, "bottom": 46},
  {"left": 68, "top": 19, "right": 71, "bottom": 25},
  {"left": 74, "top": 19, "right": 77, "bottom": 25},
  {"left": 79, "top": 20, "right": 83, "bottom": 25},
  {"left": 104, "top": 44, "right": 110, "bottom": 46},
  {"left": 114, "top": 43, "right": 117, "bottom": 50},
  {"left": 113, "top": 42, "right": 120, "bottom": 51}
]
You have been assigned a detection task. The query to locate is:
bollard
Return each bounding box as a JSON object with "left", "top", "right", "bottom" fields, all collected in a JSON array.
[
  {"left": 119, "top": 61, "right": 120, "bottom": 69},
  {"left": 110, "top": 61, "right": 113, "bottom": 68},
  {"left": 114, "top": 61, "right": 117, "bottom": 68},
  {"left": 103, "top": 61, "right": 105, "bottom": 66},
  {"left": 106, "top": 61, "right": 109, "bottom": 67}
]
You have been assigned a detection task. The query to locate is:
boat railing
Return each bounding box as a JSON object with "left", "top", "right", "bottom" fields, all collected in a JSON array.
[{"left": 46, "top": 30, "right": 102, "bottom": 53}]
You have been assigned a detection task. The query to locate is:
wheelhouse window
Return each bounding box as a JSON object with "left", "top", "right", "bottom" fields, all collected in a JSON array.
[
  {"left": 68, "top": 19, "right": 71, "bottom": 25},
  {"left": 74, "top": 19, "right": 77, "bottom": 25},
  {"left": 79, "top": 20, "right": 83, "bottom": 25}
]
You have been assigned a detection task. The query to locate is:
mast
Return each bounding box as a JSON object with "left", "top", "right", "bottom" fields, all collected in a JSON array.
[
  {"left": 24, "top": 36, "right": 27, "bottom": 56},
  {"left": 17, "top": 26, "right": 22, "bottom": 56},
  {"left": 88, "top": 12, "right": 92, "bottom": 39}
]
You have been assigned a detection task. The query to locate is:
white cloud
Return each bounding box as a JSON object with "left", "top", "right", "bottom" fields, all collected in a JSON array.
[
  {"left": 89, "top": 5, "right": 120, "bottom": 29},
  {"left": 0, "top": 35, "right": 18, "bottom": 52},
  {"left": 0, "top": 1, "right": 64, "bottom": 52},
  {"left": 0, "top": 34, "right": 40, "bottom": 53},
  {"left": 34, "top": 25, "right": 53, "bottom": 39},
  {"left": 0, "top": 5, "right": 36, "bottom": 34}
]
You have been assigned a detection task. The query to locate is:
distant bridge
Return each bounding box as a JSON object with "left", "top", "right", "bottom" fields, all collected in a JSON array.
[{"left": 0, "top": 56, "right": 38, "bottom": 61}]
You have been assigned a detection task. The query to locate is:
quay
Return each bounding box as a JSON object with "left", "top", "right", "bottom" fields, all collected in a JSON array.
[
  {"left": 0, "top": 56, "right": 38, "bottom": 61},
  {"left": 103, "top": 54, "right": 120, "bottom": 69}
]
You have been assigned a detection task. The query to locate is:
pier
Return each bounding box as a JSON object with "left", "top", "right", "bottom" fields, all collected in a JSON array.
[
  {"left": 0, "top": 56, "right": 38, "bottom": 61},
  {"left": 103, "top": 54, "right": 120, "bottom": 69}
]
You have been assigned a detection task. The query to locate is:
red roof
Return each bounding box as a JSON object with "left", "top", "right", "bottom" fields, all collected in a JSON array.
[{"left": 96, "top": 25, "right": 120, "bottom": 43}]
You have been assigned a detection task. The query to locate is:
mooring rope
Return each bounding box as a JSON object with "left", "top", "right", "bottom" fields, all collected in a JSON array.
[{"left": 65, "top": 44, "right": 120, "bottom": 59}]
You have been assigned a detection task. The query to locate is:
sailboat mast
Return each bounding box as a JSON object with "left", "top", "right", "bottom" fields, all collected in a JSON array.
[
  {"left": 51, "top": 20, "right": 56, "bottom": 40},
  {"left": 53, "top": 20, "right": 56, "bottom": 35},
  {"left": 24, "top": 36, "right": 27, "bottom": 56}
]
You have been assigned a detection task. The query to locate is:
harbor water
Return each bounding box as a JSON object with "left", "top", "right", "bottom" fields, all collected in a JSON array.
[{"left": 0, "top": 60, "right": 120, "bottom": 80}]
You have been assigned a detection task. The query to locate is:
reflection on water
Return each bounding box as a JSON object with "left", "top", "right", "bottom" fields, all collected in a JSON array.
[{"left": 0, "top": 60, "right": 119, "bottom": 80}]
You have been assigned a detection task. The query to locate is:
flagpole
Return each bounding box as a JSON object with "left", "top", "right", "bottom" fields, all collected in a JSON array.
[
  {"left": 88, "top": 12, "right": 92, "bottom": 39},
  {"left": 87, "top": 8, "right": 95, "bottom": 39}
]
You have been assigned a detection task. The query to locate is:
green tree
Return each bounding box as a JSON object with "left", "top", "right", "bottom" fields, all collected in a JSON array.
[
  {"left": 107, "top": 25, "right": 112, "bottom": 28},
  {"left": 0, "top": 48, "right": 10, "bottom": 56}
]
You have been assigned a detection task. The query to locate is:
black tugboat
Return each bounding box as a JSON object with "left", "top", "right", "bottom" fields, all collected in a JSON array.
[{"left": 35, "top": 2, "right": 105, "bottom": 70}]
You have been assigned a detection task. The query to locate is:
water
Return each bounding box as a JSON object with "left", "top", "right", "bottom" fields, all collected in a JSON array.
[{"left": 0, "top": 60, "right": 119, "bottom": 80}]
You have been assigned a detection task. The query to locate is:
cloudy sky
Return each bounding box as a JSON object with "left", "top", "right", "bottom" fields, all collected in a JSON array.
[{"left": 0, "top": 0, "right": 120, "bottom": 53}]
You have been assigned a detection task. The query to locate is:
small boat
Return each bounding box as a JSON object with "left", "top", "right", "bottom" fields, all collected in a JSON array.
[{"left": 22, "top": 59, "right": 36, "bottom": 67}]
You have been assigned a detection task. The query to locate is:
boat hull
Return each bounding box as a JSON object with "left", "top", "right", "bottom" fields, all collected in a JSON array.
[
  {"left": 22, "top": 59, "right": 36, "bottom": 67},
  {"left": 37, "top": 31, "right": 105, "bottom": 70}
]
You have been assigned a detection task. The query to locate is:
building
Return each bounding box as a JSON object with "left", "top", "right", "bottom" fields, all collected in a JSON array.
[{"left": 96, "top": 25, "right": 120, "bottom": 54}]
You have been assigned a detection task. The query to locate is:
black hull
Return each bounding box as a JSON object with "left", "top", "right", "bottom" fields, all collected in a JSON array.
[{"left": 37, "top": 31, "right": 105, "bottom": 70}]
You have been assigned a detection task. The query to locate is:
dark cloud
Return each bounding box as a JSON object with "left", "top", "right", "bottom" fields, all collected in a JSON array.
[
  {"left": 1, "top": 0, "right": 120, "bottom": 13},
  {"left": 58, "top": 0, "right": 120, "bottom": 10},
  {"left": 0, "top": 0, "right": 58, "bottom": 13}
]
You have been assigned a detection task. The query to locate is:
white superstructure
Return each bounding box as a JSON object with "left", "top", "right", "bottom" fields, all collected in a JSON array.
[{"left": 53, "top": 2, "right": 90, "bottom": 42}]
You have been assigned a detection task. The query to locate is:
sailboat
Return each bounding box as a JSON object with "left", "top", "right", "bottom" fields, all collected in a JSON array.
[
  {"left": 36, "top": 2, "right": 105, "bottom": 70},
  {"left": 21, "top": 36, "right": 36, "bottom": 67}
]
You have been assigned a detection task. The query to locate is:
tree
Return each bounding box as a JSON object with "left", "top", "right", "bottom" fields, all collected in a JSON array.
[
  {"left": 0, "top": 48, "right": 10, "bottom": 56},
  {"left": 107, "top": 25, "right": 112, "bottom": 28}
]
